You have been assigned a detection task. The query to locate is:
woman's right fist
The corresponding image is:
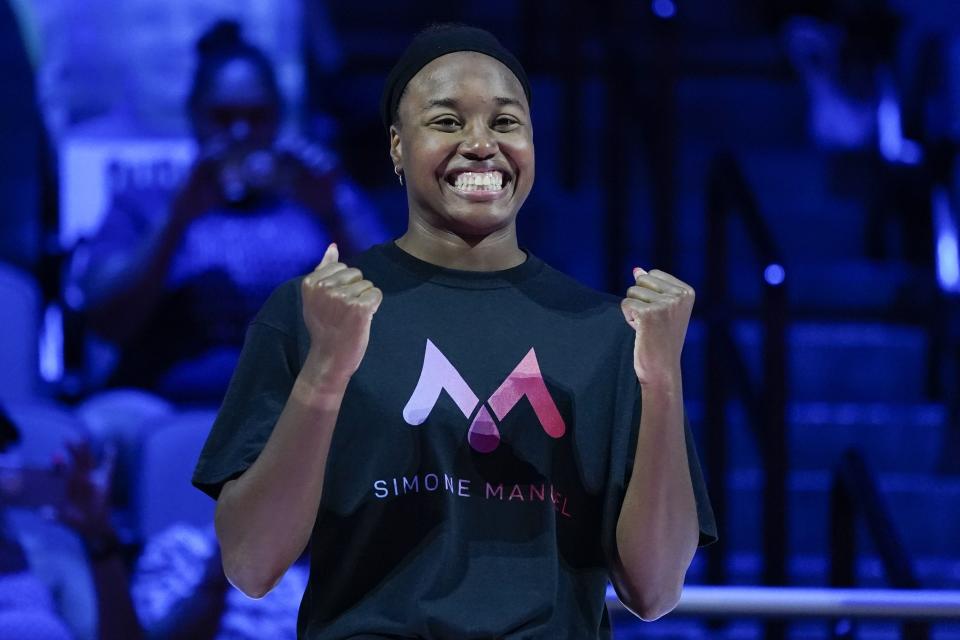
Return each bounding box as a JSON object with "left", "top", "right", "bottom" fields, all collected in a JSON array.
[{"left": 301, "top": 243, "right": 383, "bottom": 385}]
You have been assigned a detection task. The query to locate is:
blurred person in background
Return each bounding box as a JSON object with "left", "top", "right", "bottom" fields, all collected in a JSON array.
[
  {"left": 67, "top": 19, "right": 388, "bottom": 404},
  {"left": 1, "top": 404, "right": 303, "bottom": 640},
  {"left": 70, "top": 432, "right": 307, "bottom": 640},
  {"left": 0, "top": 405, "right": 73, "bottom": 640},
  {"left": 67, "top": 428, "right": 306, "bottom": 640},
  {"left": 0, "top": 407, "right": 131, "bottom": 640}
]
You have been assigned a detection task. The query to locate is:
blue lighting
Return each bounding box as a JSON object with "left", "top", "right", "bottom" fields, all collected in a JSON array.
[
  {"left": 877, "top": 86, "right": 922, "bottom": 165},
  {"left": 877, "top": 90, "right": 900, "bottom": 163},
  {"left": 651, "top": 0, "right": 676, "bottom": 19},
  {"left": 933, "top": 188, "right": 960, "bottom": 294},
  {"left": 764, "top": 263, "right": 785, "bottom": 286},
  {"left": 39, "top": 303, "right": 64, "bottom": 383}
]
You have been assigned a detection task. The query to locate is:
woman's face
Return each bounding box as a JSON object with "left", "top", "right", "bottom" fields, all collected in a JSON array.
[
  {"left": 390, "top": 52, "right": 534, "bottom": 238},
  {"left": 192, "top": 58, "right": 280, "bottom": 151}
]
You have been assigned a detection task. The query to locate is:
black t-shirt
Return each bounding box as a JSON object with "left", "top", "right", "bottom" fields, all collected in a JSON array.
[{"left": 193, "top": 241, "right": 717, "bottom": 639}]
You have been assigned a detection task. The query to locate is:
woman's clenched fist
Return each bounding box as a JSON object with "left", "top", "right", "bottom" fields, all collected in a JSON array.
[
  {"left": 301, "top": 243, "right": 383, "bottom": 386},
  {"left": 621, "top": 267, "right": 694, "bottom": 389}
]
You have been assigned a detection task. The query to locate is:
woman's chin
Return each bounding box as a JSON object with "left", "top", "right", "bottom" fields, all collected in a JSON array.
[{"left": 442, "top": 207, "right": 517, "bottom": 237}]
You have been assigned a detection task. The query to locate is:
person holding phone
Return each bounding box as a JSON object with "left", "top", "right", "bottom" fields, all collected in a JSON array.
[
  {"left": 194, "top": 24, "right": 717, "bottom": 639},
  {"left": 69, "top": 20, "right": 388, "bottom": 403}
]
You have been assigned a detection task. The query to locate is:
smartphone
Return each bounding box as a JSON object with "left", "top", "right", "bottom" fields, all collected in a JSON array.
[{"left": 0, "top": 466, "right": 66, "bottom": 509}]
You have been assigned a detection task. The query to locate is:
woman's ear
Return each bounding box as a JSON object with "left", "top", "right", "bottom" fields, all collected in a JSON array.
[{"left": 389, "top": 124, "right": 402, "bottom": 168}]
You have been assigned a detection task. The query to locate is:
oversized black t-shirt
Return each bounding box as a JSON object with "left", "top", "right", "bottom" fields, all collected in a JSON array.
[{"left": 193, "top": 241, "right": 717, "bottom": 639}]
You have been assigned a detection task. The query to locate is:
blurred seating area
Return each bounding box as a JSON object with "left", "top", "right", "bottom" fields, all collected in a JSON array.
[
  {"left": 0, "top": 0, "right": 959, "bottom": 638},
  {"left": 0, "top": 2, "right": 341, "bottom": 638}
]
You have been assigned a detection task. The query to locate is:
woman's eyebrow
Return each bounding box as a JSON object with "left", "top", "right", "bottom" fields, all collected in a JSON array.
[
  {"left": 494, "top": 96, "right": 523, "bottom": 108},
  {"left": 421, "top": 96, "right": 525, "bottom": 111},
  {"left": 423, "top": 98, "right": 459, "bottom": 111}
]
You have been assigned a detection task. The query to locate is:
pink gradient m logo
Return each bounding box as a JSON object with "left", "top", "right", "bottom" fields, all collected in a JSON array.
[{"left": 402, "top": 339, "right": 565, "bottom": 453}]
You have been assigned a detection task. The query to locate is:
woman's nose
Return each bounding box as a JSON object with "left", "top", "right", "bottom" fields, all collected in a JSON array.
[{"left": 460, "top": 125, "right": 497, "bottom": 160}]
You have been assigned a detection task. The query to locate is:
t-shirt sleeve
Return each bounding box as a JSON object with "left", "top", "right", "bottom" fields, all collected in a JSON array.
[
  {"left": 192, "top": 280, "right": 303, "bottom": 499},
  {"left": 601, "top": 328, "right": 718, "bottom": 566}
]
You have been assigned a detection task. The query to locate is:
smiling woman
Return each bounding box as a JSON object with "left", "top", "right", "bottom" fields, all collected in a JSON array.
[
  {"left": 388, "top": 48, "right": 533, "bottom": 252},
  {"left": 193, "top": 23, "right": 716, "bottom": 640}
]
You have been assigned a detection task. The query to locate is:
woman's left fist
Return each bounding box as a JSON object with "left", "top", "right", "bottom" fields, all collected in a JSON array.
[{"left": 621, "top": 268, "right": 695, "bottom": 388}]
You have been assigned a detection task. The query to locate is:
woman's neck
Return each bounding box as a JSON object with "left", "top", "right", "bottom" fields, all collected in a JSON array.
[{"left": 395, "top": 218, "right": 526, "bottom": 271}]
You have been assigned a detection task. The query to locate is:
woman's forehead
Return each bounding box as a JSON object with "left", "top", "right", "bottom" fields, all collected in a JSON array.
[{"left": 404, "top": 52, "right": 527, "bottom": 109}]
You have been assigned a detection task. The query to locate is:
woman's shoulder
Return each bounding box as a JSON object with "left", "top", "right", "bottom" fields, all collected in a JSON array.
[
  {"left": 526, "top": 260, "right": 635, "bottom": 345},
  {"left": 533, "top": 260, "right": 626, "bottom": 311}
]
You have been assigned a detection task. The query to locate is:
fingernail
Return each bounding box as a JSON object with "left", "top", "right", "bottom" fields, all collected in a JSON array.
[{"left": 633, "top": 267, "right": 647, "bottom": 277}]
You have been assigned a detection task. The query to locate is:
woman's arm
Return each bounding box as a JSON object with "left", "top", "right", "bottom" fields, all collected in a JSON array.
[
  {"left": 612, "top": 375, "right": 698, "bottom": 621},
  {"left": 72, "top": 157, "right": 223, "bottom": 343},
  {"left": 214, "top": 244, "right": 382, "bottom": 598},
  {"left": 214, "top": 367, "right": 347, "bottom": 598},
  {"left": 612, "top": 268, "right": 700, "bottom": 621}
]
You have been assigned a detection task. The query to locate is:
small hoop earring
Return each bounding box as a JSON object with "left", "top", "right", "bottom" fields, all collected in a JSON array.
[{"left": 394, "top": 166, "right": 403, "bottom": 187}]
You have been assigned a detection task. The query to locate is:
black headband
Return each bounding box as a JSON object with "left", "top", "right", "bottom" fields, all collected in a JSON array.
[{"left": 380, "top": 25, "right": 532, "bottom": 131}]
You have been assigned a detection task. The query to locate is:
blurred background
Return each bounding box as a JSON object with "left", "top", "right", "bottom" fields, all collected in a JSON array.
[{"left": 0, "top": 0, "right": 959, "bottom": 638}]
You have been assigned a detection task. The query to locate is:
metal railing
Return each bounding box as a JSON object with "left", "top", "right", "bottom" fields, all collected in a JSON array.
[
  {"left": 704, "top": 151, "right": 790, "bottom": 640},
  {"left": 830, "top": 449, "right": 929, "bottom": 639},
  {"left": 606, "top": 585, "right": 960, "bottom": 620}
]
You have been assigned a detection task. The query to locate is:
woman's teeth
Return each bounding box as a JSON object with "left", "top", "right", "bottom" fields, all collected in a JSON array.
[{"left": 452, "top": 171, "right": 504, "bottom": 191}]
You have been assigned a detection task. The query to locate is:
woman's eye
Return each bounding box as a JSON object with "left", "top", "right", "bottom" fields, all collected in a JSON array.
[
  {"left": 495, "top": 117, "right": 519, "bottom": 129},
  {"left": 434, "top": 117, "right": 460, "bottom": 128}
]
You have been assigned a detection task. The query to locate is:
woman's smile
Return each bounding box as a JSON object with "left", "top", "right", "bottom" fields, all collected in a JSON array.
[{"left": 442, "top": 167, "right": 513, "bottom": 201}]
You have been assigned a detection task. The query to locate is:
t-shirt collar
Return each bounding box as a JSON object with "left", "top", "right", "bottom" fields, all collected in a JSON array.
[{"left": 378, "top": 240, "right": 543, "bottom": 290}]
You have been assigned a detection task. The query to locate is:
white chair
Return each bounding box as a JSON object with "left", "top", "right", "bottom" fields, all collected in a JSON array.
[
  {"left": 75, "top": 389, "right": 174, "bottom": 511},
  {"left": 75, "top": 388, "right": 174, "bottom": 446},
  {"left": 0, "top": 262, "right": 40, "bottom": 401},
  {"left": 137, "top": 410, "right": 217, "bottom": 540}
]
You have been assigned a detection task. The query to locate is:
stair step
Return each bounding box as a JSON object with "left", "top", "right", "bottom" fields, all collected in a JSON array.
[
  {"left": 723, "top": 471, "right": 960, "bottom": 557},
  {"left": 674, "top": 147, "right": 866, "bottom": 265},
  {"left": 728, "top": 261, "right": 936, "bottom": 315},
  {"left": 682, "top": 320, "right": 930, "bottom": 403},
  {"left": 686, "top": 400, "right": 948, "bottom": 473},
  {"left": 674, "top": 145, "right": 937, "bottom": 315},
  {"left": 685, "top": 551, "right": 960, "bottom": 590},
  {"left": 676, "top": 232, "right": 937, "bottom": 319}
]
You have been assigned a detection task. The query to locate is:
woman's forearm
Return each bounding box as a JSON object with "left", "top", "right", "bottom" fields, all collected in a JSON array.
[
  {"left": 213, "top": 359, "right": 348, "bottom": 598},
  {"left": 612, "top": 372, "right": 699, "bottom": 621}
]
